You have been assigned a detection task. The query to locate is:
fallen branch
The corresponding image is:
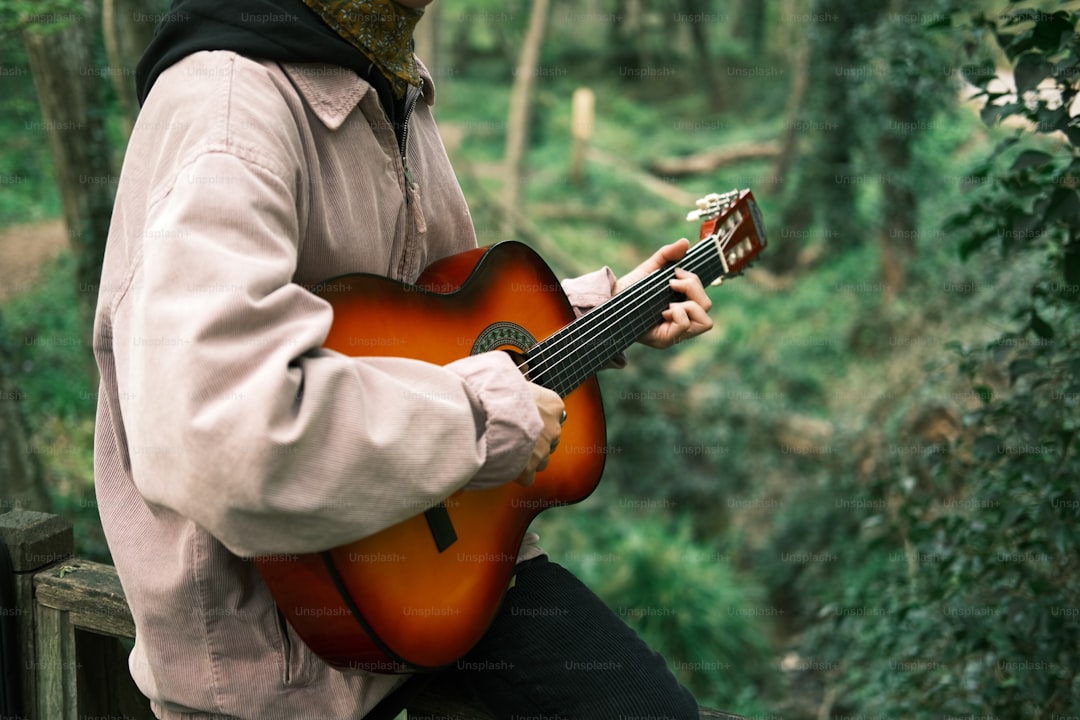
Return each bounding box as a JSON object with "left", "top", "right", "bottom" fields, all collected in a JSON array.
[
  {"left": 648, "top": 141, "right": 782, "bottom": 178},
  {"left": 586, "top": 148, "right": 698, "bottom": 208}
]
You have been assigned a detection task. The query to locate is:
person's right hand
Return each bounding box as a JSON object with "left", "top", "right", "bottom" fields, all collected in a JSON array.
[{"left": 518, "top": 383, "right": 565, "bottom": 486}]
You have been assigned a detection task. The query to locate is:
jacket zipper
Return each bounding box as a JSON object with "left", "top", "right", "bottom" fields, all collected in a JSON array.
[
  {"left": 396, "top": 79, "right": 424, "bottom": 279},
  {"left": 399, "top": 79, "right": 423, "bottom": 187}
]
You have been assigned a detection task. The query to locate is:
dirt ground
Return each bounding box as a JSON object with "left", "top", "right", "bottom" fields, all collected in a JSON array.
[{"left": 0, "top": 218, "right": 67, "bottom": 302}]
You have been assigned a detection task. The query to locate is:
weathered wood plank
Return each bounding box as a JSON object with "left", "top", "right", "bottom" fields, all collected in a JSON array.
[
  {"left": 0, "top": 509, "right": 73, "bottom": 574},
  {"left": 1, "top": 509, "right": 74, "bottom": 720},
  {"left": 34, "top": 559, "right": 136, "bottom": 639},
  {"left": 35, "top": 603, "right": 77, "bottom": 720}
]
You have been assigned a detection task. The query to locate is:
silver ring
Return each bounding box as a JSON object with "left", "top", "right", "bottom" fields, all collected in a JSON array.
[{"left": 559, "top": 410, "right": 567, "bottom": 425}]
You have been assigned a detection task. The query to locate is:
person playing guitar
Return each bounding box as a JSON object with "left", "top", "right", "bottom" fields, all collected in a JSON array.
[{"left": 90, "top": 1, "right": 741, "bottom": 719}]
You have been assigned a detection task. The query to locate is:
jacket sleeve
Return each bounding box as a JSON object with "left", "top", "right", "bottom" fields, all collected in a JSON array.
[
  {"left": 561, "top": 269, "right": 628, "bottom": 369},
  {"left": 116, "top": 149, "right": 540, "bottom": 558}
]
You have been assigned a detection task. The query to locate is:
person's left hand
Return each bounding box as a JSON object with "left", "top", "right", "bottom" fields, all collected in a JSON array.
[{"left": 614, "top": 238, "right": 714, "bottom": 349}]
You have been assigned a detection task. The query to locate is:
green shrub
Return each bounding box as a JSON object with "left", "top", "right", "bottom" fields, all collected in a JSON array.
[
  {"left": 535, "top": 505, "right": 778, "bottom": 714},
  {"left": 787, "top": 6, "right": 1080, "bottom": 718}
]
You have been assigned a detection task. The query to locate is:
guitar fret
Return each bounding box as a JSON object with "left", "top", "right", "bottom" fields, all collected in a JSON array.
[{"left": 524, "top": 191, "right": 764, "bottom": 399}]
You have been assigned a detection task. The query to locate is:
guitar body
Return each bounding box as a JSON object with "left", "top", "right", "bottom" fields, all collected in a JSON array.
[
  {"left": 255, "top": 241, "right": 607, "bottom": 672},
  {"left": 256, "top": 188, "right": 769, "bottom": 674}
]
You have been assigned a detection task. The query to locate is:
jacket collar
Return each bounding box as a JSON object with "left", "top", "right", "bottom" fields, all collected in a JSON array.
[{"left": 282, "top": 58, "right": 435, "bottom": 130}]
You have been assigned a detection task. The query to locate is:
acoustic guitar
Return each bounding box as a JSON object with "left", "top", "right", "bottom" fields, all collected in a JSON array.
[{"left": 255, "top": 189, "right": 767, "bottom": 672}]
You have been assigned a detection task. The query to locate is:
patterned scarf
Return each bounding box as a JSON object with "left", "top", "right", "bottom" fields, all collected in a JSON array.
[{"left": 301, "top": 0, "right": 424, "bottom": 98}]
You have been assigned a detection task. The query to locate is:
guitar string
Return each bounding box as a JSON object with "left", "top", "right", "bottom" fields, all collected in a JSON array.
[
  {"left": 521, "top": 198, "right": 761, "bottom": 394},
  {"left": 532, "top": 253, "right": 714, "bottom": 395},
  {"left": 531, "top": 210, "right": 762, "bottom": 396},
  {"left": 521, "top": 220, "right": 741, "bottom": 394},
  {"left": 521, "top": 225, "right": 740, "bottom": 395}
]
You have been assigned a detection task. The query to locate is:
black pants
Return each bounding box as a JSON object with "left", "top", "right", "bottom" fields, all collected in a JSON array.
[{"left": 367, "top": 556, "right": 699, "bottom": 720}]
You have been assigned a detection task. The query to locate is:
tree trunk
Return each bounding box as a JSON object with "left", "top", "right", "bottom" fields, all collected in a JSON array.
[
  {"left": 876, "top": 5, "right": 920, "bottom": 303},
  {"left": 811, "top": 0, "right": 861, "bottom": 253},
  {"left": 103, "top": 0, "right": 161, "bottom": 135},
  {"left": 732, "top": 0, "right": 766, "bottom": 55},
  {"left": 23, "top": 1, "right": 116, "bottom": 329},
  {"left": 414, "top": 2, "right": 440, "bottom": 83},
  {"left": 677, "top": 0, "right": 723, "bottom": 108},
  {"left": 0, "top": 316, "right": 50, "bottom": 513},
  {"left": 502, "top": 0, "right": 549, "bottom": 239},
  {"left": 769, "top": 0, "right": 809, "bottom": 195},
  {"left": 877, "top": 101, "right": 918, "bottom": 304},
  {"left": 780, "top": 0, "right": 883, "bottom": 258}
]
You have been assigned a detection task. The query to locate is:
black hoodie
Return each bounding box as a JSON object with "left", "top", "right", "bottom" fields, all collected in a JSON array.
[{"left": 135, "top": 0, "right": 404, "bottom": 134}]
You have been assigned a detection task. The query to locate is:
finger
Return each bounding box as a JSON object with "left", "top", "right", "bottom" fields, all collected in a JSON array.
[
  {"left": 666, "top": 302, "right": 691, "bottom": 331},
  {"left": 616, "top": 238, "right": 691, "bottom": 293},
  {"left": 662, "top": 302, "right": 713, "bottom": 343},
  {"left": 671, "top": 268, "right": 713, "bottom": 312},
  {"left": 679, "top": 302, "right": 714, "bottom": 335},
  {"left": 653, "top": 237, "right": 690, "bottom": 265}
]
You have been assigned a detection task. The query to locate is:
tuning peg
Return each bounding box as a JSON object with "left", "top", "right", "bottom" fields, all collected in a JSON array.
[{"left": 688, "top": 194, "right": 718, "bottom": 222}]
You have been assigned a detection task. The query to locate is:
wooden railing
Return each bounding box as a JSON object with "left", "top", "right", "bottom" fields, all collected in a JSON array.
[{"left": 0, "top": 510, "right": 741, "bottom": 720}]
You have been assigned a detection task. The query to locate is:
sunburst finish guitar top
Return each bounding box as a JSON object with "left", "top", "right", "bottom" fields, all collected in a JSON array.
[{"left": 254, "top": 189, "right": 767, "bottom": 672}]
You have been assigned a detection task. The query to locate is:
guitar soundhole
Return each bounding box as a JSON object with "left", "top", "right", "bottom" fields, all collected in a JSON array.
[{"left": 471, "top": 321, "right": 537, "bottom": 356}]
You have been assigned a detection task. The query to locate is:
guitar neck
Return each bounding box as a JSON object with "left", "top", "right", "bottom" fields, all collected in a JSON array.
[{"left": 522, "top": 190, "right": 766, "bottom": 398}]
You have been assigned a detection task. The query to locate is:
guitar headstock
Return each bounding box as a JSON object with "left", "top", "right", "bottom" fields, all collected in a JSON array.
[{"left": 688, "top": 189, "right": 768, "bottom": 284}]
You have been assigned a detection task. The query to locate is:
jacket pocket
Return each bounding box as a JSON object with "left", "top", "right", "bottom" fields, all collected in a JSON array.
[{"left": 274, "top": 608, "right": 316, "bottom": 687}]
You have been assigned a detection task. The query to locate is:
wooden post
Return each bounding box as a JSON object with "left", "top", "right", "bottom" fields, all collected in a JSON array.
[
  {"left": 34, "top": 558, "right": 151, "bottom": 719},
  {"left": 502, "top": 0, "right": 550, "bottom": 239},
  {"left": 35, "top": 602, "right": 78, "bottom": 719},
  {"left": 0, "top": 509, "right": 74, "bottom": 720},
  {"left": 570, "top": 87, "right": 595, "bottom": 186}
]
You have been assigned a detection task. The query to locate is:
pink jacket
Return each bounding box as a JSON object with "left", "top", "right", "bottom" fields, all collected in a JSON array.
[{"left": 92, "top": 51, "right": 616, "bottom": 719}]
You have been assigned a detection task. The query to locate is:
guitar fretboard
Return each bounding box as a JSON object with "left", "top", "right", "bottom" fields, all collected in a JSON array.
[{"left": 521, "top": 192, "right": 765, "bottom": 397}]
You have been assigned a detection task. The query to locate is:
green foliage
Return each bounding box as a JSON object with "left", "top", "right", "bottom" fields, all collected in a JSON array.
[
  {"left": 950, "top": 4, "right": 1080, "bottom": 296},
  {"left": 0, "top": 0, "right": 87, "bottom": 35},
  {"left": 7, "top": 3, "right": 1078, "bottom": 716},
  {"left": 0, "top": 39, "right": 60, "bottom": 224},
  {"left": 2, "top": 252, "right": 103, "bottom": 558},
  {"left": 778, "top": 6, "right": 1080, "bottom": 718},
  {"left": 3, "top": 252, "right": 96, "bottom": 421},
  {"left": 797, "top": 324, "right": 1080, "bottom": 717},
  {"left": 534, "top": 506, "right": 777, "bottom": 715}
]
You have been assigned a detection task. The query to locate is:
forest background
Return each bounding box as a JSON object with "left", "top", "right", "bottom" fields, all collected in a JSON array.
[{"left": 0, "top": 0, "right": 1078, "bottom": 718}]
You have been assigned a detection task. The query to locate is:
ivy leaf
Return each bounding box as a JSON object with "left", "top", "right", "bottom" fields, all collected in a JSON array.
[
  {"left": 1009, "top": 358, "right": 1041, "bottom": 384},
  {"left": 980, "top": 102, "right": 1009, "bottom": 126},
  {"left": 1064, "top": 239, "right": 1080, "bottom": 286},
  {"left": 1014, "top": 53, "right": 1053, "bottom": 94},
  {"left": 1044, "top": 187, "right": 1080, "bottom": 227},
  {"left": 974, "top": 435, "right": 1001, "bottom": 460},
  {"left": 962, "top": 61, "right": 998, "bottom": 89},
  {"left": 975, "top": 385, "right": 995, "bottom": 403},
  {"left": 1054, "top": 56, "right": 1080, "bottom": 82},
  {"left": 1030, "top": 308, "right": 1055, "bottom": 340},
  {"left": 1009, "top": 150, "right": 1055, "bottom": 172},
  {"left": 958, "top": 229, "right": 997, "bottom": 260}
]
